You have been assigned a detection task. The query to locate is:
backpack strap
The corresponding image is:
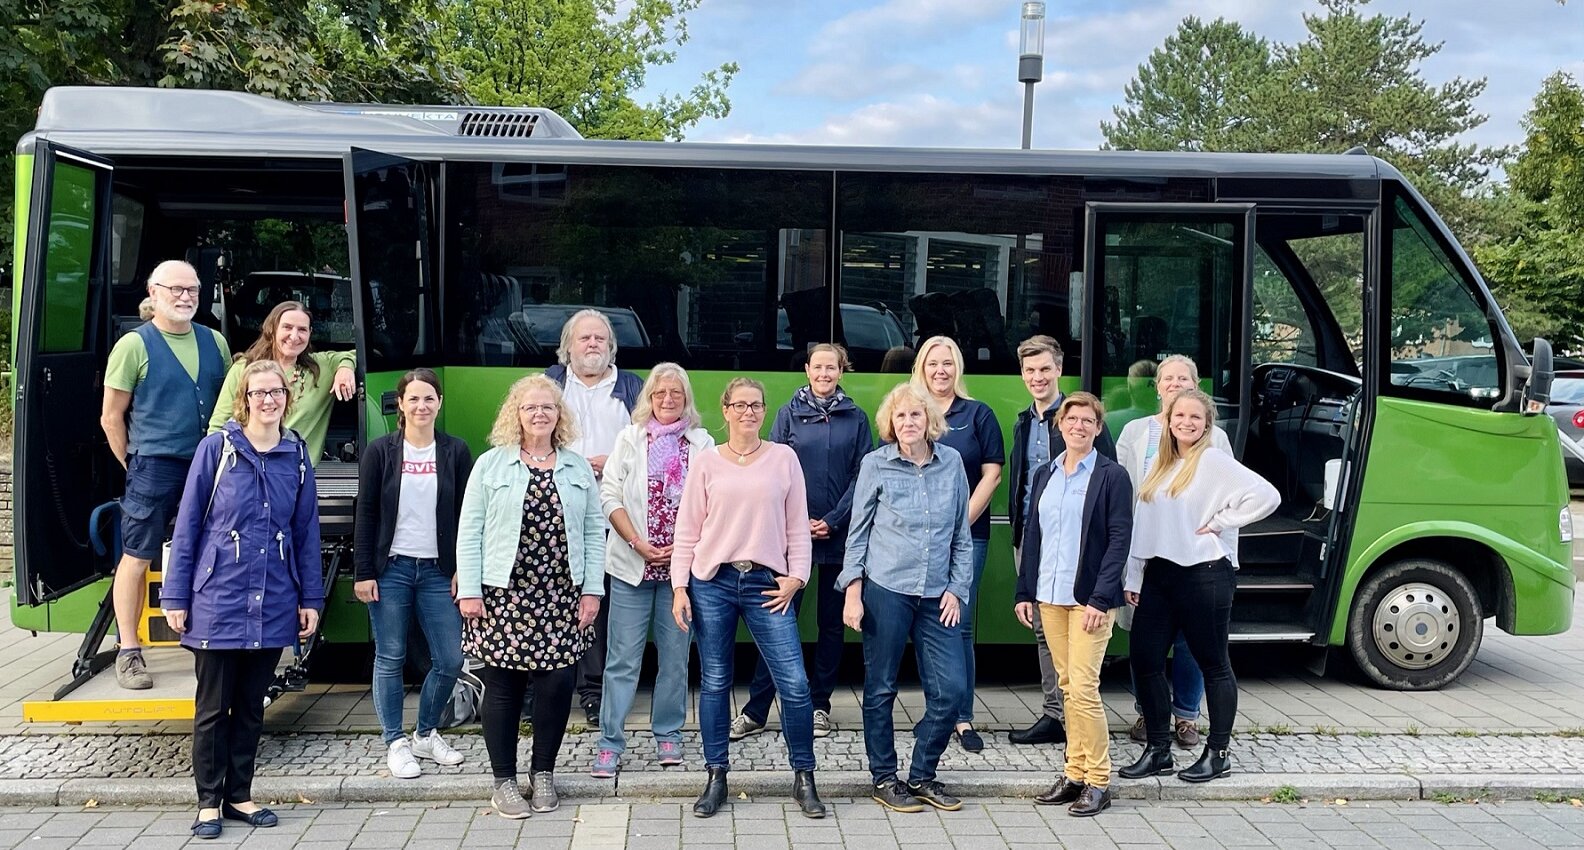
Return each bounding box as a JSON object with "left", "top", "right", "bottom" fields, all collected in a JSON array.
[{"left": 203, "top": 434, "right": 237, "bottom": 523}]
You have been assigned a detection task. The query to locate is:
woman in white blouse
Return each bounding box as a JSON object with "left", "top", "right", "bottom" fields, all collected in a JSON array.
[{"left": 1118, "top": 389, "right": 1278, "bottom": 784}]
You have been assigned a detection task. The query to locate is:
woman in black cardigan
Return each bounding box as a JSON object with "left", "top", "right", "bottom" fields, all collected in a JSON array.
[
  {"left": 1014, "top": 392, "right": 1133, "bottom": 817},
  {"left": 353, "top": 367, "right": 475, "bottom": 780}
]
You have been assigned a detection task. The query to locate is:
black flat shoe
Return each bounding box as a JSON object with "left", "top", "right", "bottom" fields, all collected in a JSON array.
[
  {"left": 1034, "top": 777, "right": 1085, "bottom": 806},
  {"left": 221, "top": 802, "right": 278, "bottom": 827},
  {"left": 1177, "top": 746, "right": 1232, "bottom": 783},
  {"left": 693, "top": 766, "right": 728, "bottom": 818},
  {"left": 1009, "top": 715, "right": 1067, "bottom": 745},
  {"left": 955, "top": 728, "right": 985, "bottom": 753},
  {"left": 1118, "top": 744, "right": 1175, "bottom": 779},
  {"left": 793, "top": 769, "right": 826, "bottom": 818},
  {"left": 191, "top": 818, "right": 222, "bottom": 839}
]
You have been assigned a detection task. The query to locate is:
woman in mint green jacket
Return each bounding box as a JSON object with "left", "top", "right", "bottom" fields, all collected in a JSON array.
[{"left": 456, "top": 373, "right": 606, "bottom": 819}]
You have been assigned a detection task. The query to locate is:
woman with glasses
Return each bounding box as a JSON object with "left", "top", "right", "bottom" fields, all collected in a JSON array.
[
  {"left": 910, "top": 335, "right": 1004, "bottom": 752},
  {"left": 591, "top": 363, "right": 713, "bottom": 777},
  {"left": 671, "top": 378, "right": 824, "bottom": 820},
  {"left": 208, "top": 300, "right": 356, "bottom": 465},
  {"left": 1014, "top": 392, "right": 1133, "bottom": 817},
  {"left": 161, "top": 360, "right": 324, "bottom": 839},
  {"left": 456, "top": 374, "right": 605, "bottom": 818},
  {"left": 1120, "top": 389, "right": 1278, "bottom": 784}
]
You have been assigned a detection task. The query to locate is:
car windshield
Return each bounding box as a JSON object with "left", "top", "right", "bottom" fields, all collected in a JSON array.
[
  {"left": 232, "top": 274, "right": 356, "bottom": 347},
  {"left": 1551, "top": 377, "right": 1584, "bottom": 406},
  {"left": 520, "top": 307, "right": 646, "bottom": 349}
]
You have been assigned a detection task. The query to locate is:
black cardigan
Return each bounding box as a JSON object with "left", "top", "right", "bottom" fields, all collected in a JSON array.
[
  {"left": 353, "top": 431, "right": 474, "bottom": 580},
  {"left": 1014, "top": 451, "right": 1133, "bottom": 611}
]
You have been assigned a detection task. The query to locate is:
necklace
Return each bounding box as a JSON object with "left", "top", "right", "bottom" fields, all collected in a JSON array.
[
  {"left": 520, "top": 446, "right": 554, "bottom": 464},
  {"left": 722, "top": 439, "right": 763, "bottom": 465}
]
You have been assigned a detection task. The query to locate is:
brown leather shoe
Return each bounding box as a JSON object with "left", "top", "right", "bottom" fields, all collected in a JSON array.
[
  {"left": 1068, "top": 784, "right": 1113, "bottom": 817},
  {"left": 1174, "top": 718, "right": 1201, "bottom": 749},
  {"left": 1128, "top": 715, "right": 1147, "bottom": 743},
  {"left": 1034, "top": 777, "right": 1085, "bottom": 806}
]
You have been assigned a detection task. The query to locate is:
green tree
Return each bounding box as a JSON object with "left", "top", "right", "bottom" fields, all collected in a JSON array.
[
  {"left": 1473, "top": 73, "right": 1584, "bottom": 350},
  {"left": 1101, "top": 17, "right": 1272, "bottom": 152},
  {"left": 436, "top": 0, "right": 736, "bottom": 140}
]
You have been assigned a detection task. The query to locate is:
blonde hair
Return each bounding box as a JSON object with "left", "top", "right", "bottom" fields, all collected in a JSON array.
[
  {"left": 720, "top": 376, "right": 765, "bottom": 407},
  {"left": 910, "top": 335, "right": 973, "bottom": 400},
  {"left": 631, "top": 362, "right": 701, "bottom": 428},
  {"left": 1156, "top": 354, "right": 1201, "bottom": 388},
  {"left": 489, "top": 374, "right": 578, "bottom": 449},
  {"left": 1056, "top": 391, "right": 1105, "bottom": 424},
  {"left": 1017, "top": 334, "right": 1062, "bottom": 365},
  {"left": 556, "top": 309, "right": 617, "bottom": 368},
  {"left": 230, "top": 360, "right": 294, "bottom": 426},
  {"left": 1138, "top": 389, "right": 1216, "bottom": 502},
  {"left": 876, "top": 382, "right": 946, "bottom": 443}
]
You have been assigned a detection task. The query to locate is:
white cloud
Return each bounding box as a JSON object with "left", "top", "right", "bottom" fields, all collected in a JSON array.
[{"left": 719, "top": 92, "right": 1023, "bottom": 148}]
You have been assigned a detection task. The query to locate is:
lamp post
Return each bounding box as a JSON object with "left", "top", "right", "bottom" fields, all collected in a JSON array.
[{"left": 1019, "top": 1, "right": 1045, "bottom": 150}]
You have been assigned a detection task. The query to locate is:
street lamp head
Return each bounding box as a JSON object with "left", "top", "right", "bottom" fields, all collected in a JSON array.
[{"left": 1019, "top": 1, "right": 1045, "bottom": 83}]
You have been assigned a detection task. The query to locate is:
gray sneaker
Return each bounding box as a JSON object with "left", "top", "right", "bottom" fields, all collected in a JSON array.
[
  {"left": 491, "top": 778, "right": 531, "bottom": 819},
  {"left": 529, "top": 771, "right": 559, "bottom": 813},
  {"left": 114, "top": 652, "right": 153, "bottom": 690},
  {"left": 729, "top": 713, "right": 765, "bottom": 741},
  {"left": 812, "top": 710, "right": 836, "bottom": 738}
]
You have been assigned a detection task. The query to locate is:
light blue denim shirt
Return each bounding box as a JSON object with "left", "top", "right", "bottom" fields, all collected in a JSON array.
[
  {"left": 1035, "top": 449, "right": 1096, "bottom": 606},
  {"left": 837, "top": 442, "right": 974, "bottom": 603}
]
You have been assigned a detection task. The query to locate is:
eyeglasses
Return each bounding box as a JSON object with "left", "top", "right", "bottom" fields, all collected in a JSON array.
[
  {"left": 151, "top": 282, "right": 201, "bottom": 299},
  {"left": 246, "top": 388, "right": 288, "bottom": 401},
  {"left": 652, "top": 389, "right": 686, "bottom": 400},
  {"left": 518, "top": 403, "right": 557, "bottom": 414},
  {"left": 726, "top": 401, "right": 766, "bottom": 413},
  {"left": 1061, "top": 415, "right": 1098, "bottom": 427}
]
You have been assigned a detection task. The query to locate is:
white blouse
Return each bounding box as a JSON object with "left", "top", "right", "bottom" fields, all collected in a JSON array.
[{"left": 1124, "top": 448, "right": 1280, "bottom": 593}]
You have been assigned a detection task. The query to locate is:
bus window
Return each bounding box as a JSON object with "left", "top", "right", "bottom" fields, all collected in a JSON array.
[
  {"left": 1386, "top": 195, "right": 1501, "bottom": 404},
  {"left": 1252, "top": 245, "right": 1319, "bottom": 367},
  {"left": 444, "top": 163, "right": 831, "bottom": 372},
  {"left": 110, "top": 194, "right": 143, "bottom": 287},
  {"left": 37, "top": 161, "right": 100, "bottom": 353}
]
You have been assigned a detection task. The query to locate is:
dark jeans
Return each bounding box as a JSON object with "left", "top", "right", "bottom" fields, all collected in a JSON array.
[
  {"left": 1130, "top": 557, "right": 1238, "bottom": 751},
  {"left": 691, "top": 566, "right": 815, "bottom": 771},
  {"left": 743, "top": 561, "right": 844, "bottom": 721},
  {"left": 368, "top": 555, "right": 464, "bottom": 744},
  {"left": 480, "top": 663, "right": 576, "bottom": 780},
  {"left": 954, "top": 537, "right": 989, "bottom": 724},
  {"left": 575, "top": 574, "right": 612, "bottom": 706},
  {"left": 861, "top": 583, "right": 964, "bottom": 785},
  {"left": 190, "top": 647, "right": 282, "bottom": 808}
]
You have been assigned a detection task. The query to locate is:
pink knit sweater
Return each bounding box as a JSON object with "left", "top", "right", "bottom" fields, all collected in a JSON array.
[{"left": 670, "top": 444, "right": 812, "bottom": 587}]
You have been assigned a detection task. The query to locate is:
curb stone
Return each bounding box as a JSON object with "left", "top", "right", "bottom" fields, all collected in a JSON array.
[{"left": 1420, "top": 774, "right": 1584, "bottom": 800}]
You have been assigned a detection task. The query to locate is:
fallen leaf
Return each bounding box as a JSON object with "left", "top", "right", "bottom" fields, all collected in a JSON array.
[
  {"left": 298, "top": 795, "right": 314, "bottom": 805},
  {"left": 1571, "top": 799, "right": 1582, "bottom": 807},
  {"left": 1260, "top": 796, "right": 1272, "bottom": 804},
  {"left": 83, "top": 799, "right": 98, "bottom": 809},
  {"left": 1335, "top": 799, "right": 1348, "bottom": 806},
  {"left": 737, "top": 792, "right": 749, "bottom": 800}
]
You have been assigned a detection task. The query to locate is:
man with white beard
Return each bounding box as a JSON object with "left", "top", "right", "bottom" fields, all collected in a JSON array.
[{"left": 544, "top": 309, "right": 644, "bottom": 726}]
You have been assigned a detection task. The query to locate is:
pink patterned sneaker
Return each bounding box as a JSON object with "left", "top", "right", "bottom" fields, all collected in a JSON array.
[
  {"left": 590, "top": 749, "right": 619, "bottom": 779},
  {"left": 656, "top": 740, "right": 684, "bottom": 766}
]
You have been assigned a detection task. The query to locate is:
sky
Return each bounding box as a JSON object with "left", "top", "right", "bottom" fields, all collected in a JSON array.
[{"left": 636, "top": 0, "right": 1584, "bottom": 158}]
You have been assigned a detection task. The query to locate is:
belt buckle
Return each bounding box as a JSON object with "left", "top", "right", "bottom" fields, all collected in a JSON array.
[{"left": 730, "top": 560, "right": 756, "bottom": 573}]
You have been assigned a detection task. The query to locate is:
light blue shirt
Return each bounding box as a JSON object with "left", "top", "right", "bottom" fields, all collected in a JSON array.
[
  {"left": 838, "top": 442, "right": 974, "bottom": 603},
  {"left": 1036, "top": 449, "right": 1096, "bottom": 606},
  {"left": 1020, "top": 401, "right": 1055, "bottom": 522}
]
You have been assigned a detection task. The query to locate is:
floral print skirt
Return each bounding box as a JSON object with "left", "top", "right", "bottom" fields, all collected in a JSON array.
[{"left": 463, "top": 467, "right": 590, "bottom": 672}]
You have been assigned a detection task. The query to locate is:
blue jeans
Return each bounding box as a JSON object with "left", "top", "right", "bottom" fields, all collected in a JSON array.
[
  {"left": 690, "top": 566, "right": 815, "bottom": 772},
  {"left": 862, "top": 583, "right": 964, "bottom": 785},
  {"left": 599, "top": 578, "right": 691, "bottom": 754},
  {"left": 952, "top": 538, "right": 989, "bottom": 724},
  {"left": 1130, "top": 631, "right": 1205, "bottom": 721},
  {"left": 743, "top": 561, "right": 845, "bottom": 721},
  {"left": 368, "top": 555, "right": 464, "bottom": 744}
]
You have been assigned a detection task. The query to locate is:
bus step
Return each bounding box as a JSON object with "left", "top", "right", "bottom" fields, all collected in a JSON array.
[
  {"left": 1235, "top": 574, "right": 1315, "bottom": 592},
  {"left": 1228, "top": 621, "right": 1315, "bottom": 643}
]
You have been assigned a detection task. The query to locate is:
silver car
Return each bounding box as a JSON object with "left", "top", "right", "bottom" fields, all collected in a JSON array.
[{"left": 1546, "top": 371, "right": 1584, "bottom": 488}]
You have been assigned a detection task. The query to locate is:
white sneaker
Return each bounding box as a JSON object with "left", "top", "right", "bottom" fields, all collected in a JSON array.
[
  {"left": 412, "top": 730, "right": 465, "bottom": 766},
  {"left": 729, "top": 713, "right": 766, "bottom": 741},
  {"left": 813, "top": 709, "right": 836, "bottom": 738},
  {"left": 387, "top": 738, "right": 421, "bottom": 779}
]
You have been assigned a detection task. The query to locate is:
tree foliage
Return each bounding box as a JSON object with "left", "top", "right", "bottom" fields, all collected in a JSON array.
[{"left": 1100, "top": 17, "right": 1271, "bottom": 152}]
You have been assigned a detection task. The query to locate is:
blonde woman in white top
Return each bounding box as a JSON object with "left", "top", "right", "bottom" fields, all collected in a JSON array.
[{"left": 1117, "top": 389, "right": 1278, "bottom": 785}]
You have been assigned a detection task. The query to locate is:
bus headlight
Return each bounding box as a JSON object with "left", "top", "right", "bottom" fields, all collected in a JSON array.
[{"left": 1562, "top": 506, "right": 1574, "bottom": 544}]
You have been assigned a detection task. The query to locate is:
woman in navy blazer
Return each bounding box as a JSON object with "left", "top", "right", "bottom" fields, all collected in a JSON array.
[{"left": 1014, "top": 392, "right": 1132, "bottom": 818}]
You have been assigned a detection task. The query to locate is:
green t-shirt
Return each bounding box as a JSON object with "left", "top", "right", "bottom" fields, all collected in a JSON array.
[
  {"left": 104, "top": 325, "right": 232, "bottom": 392},
  {"left": 206, "top": 349, "right": 358, "bottom": 465}
]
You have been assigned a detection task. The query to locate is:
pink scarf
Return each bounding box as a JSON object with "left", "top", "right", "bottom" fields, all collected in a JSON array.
[{"left": 646, "top": 417, "right": 690, "bottom": 495}]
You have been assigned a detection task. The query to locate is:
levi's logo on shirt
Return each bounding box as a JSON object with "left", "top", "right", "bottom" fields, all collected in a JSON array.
[{"left": 402, "top": 460, "right": 437, "bottom": 475}]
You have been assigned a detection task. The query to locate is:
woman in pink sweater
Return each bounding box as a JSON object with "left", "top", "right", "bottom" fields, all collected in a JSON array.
[{"left": 670, "top": 377, "right": 823, "bottom": 820}]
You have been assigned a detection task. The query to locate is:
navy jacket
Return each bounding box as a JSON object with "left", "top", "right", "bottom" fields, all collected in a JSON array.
[
  {"left": 544, "top": 363, "right": 643, "bottom": 413},
  {"left": 1014, "top": 451, "right": 1132, "bottom": 612},
  {"left": 161, "top": 421, "right": 325, "bottom": 650},
  {"left": 353, "top": 431, "right": 474, "bottom": 580},
  {"left": 769, "top": 390, "right": 873, "bottom": 563},
  {"left": 1008, "top": 395, "right": 1117, "bottom": 544}
]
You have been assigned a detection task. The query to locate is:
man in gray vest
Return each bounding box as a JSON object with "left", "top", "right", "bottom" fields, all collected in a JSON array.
[{"left": 100, "top": 260, "right": 231, "bottom": 689}]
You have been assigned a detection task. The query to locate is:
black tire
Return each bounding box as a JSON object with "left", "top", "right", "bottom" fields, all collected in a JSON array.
[{"left": 1346, "top": 558, "right": 1483, "bottom": 690}]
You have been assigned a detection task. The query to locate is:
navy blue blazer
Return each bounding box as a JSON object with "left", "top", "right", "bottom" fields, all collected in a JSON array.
[{"left": 1014, "top": 451, "right": 1133, "bottom": 612}]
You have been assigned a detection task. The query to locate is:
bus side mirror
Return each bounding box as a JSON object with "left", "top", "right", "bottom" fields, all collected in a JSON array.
[{"left": 1522, "top": 337, "right": 1554, "bottom": 415}]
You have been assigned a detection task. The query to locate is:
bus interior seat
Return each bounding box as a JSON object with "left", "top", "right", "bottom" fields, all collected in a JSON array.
[
  {"left": 949, "top": 287, "right": 1011, "bottom": 363},
  {"left": 907, "top": 291, "right": 956, "bottom": 347},
  {"left": 1133, "top": 315, "right": 1168, "bottom": 363}
]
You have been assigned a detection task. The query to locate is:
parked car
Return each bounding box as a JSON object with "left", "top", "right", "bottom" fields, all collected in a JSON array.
[{"left": 1546, "top": 370, "right": 1584, "bottom": 489}]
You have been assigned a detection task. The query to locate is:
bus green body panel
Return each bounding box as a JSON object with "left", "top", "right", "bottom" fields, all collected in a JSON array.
[
  {"left": 1328, "top": 398, "right": 1574, "bottom": 644},
  {"left": 8, "top": 577, "right": 106, "bottom": 632}
]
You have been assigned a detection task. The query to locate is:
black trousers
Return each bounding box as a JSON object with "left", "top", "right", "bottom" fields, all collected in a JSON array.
[
  {"left": 190, "top": 647, "right": 282, "bottom": 808},
  {"left": 743, "top": 561, "right": 846, "bottom": 720},
  {"left": 1129, "top": 557, "right": 1238, "bottom": 751},
  {"left": 480, "top": 663, "right": 576, "bottom": 780},
  {"left": 574, "top": 574, "right": 612, "bottom": 705}
]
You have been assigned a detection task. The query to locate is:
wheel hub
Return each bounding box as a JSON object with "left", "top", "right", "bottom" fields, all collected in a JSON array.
[{"left": 1372, "top": 582, "right": 1459, "bottom": 670}]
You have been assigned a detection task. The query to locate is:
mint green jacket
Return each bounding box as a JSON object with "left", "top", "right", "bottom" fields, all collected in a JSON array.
[{"left": 455, "top": 445, "right": 607, "bottom": 599}]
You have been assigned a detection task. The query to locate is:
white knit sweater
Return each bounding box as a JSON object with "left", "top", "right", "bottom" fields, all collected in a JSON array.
[{"left": 1124, "top": 448, "right": 1281, "bottom": 593}]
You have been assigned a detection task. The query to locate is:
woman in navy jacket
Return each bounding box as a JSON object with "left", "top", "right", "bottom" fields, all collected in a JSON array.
[
  {"left": 733, "top": 343, "right": 873, "bottom": 741},
  {"left": 163, "top": 360, "right": 325, "bottom": 839}
]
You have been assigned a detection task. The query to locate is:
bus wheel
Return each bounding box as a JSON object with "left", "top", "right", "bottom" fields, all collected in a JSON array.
[{"left": 1346, "top": 559, "right": 1483, "bottom": 690}]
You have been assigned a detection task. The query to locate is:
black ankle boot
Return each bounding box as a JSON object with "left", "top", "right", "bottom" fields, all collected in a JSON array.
[
  {"left": 793, "top": 770, "right": 826, "bottom": 818},
  {"left": 1177, "top": 746, "right": 1231, "bottom": 783},
  {"left": 1118, "top": 744, "right": 1175, "bottom": 779},
  {"left": 693, "top": 766, "right": 729, "bottom": 817}
]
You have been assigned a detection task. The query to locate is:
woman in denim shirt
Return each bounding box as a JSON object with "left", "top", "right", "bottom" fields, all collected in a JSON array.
[
  {"left": 456, "top": 374, "right": 606, "bottom": 819},
  {"left": 837, "top": 382, "right": 972, "bottom": 814}
]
